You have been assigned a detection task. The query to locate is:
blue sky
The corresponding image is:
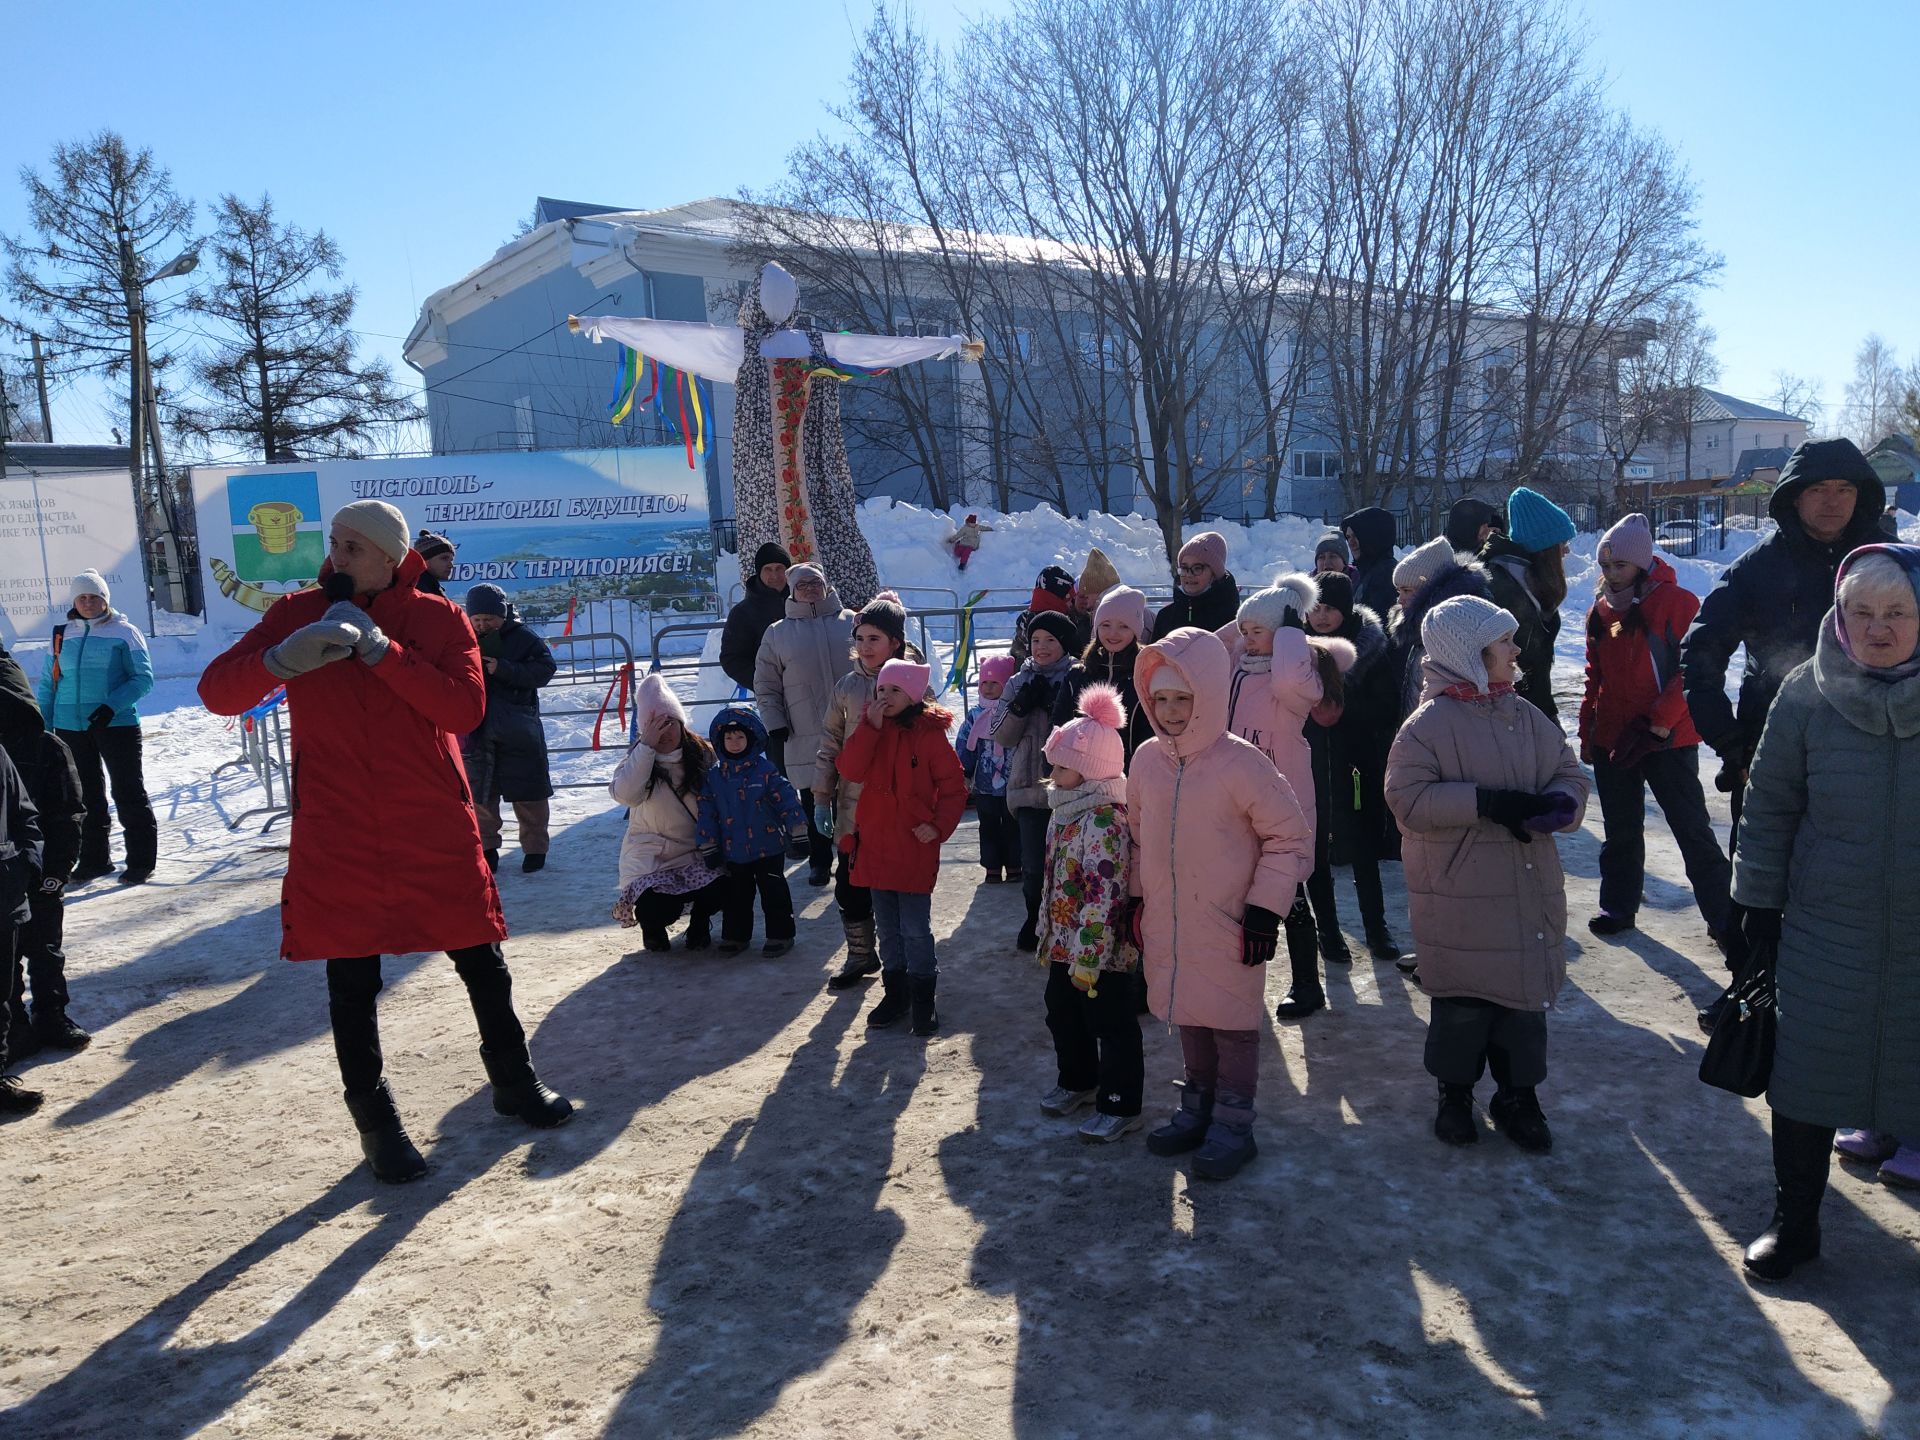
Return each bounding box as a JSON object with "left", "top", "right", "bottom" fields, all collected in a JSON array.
[{"left": 3, "top": 0, "right": 1913, "bottom": 448}]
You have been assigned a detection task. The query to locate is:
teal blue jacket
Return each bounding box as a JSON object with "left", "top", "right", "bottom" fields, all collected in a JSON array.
[{"left": 35, "top": 612, "right": 154, "bottom": 730}]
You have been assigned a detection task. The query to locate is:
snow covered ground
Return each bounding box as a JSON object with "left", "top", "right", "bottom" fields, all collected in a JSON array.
[{"left": 3, "top": 503, "right": 1918, "bottom": 1437}]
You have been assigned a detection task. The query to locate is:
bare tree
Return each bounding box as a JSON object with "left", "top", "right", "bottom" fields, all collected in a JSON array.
[
  {"left": 1766, "top": 370, "right": 1823, "bottom": 434},
  {"left": 1597, "top": 296, "right": 1715, "bottom": 510},
  {"left": 173, "top": 194, "right": 421, "bottom": 462},
  {"left": 2, "top": 132, "right": 195, "bottom": 408},
  {"left": 1840, "top": 334, "right": 1905, "bottom": 446}
]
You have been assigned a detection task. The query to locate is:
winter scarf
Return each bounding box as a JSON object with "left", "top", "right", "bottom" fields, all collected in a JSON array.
[{"left": 1048, "top": 773, "right": 1128, "bottom": 821}]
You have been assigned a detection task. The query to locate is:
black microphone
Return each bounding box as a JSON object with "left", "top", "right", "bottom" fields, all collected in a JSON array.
[{"left": 322, "top": 572, "right": 354, "bottom": 603}]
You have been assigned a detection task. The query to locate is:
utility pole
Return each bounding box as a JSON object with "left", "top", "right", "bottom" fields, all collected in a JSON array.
[
  {"left": 117, "top": 222, "right": 156, "bottom": 632},
  {"left": 30, "top": 333, "right": 52, "bottom": 441}
]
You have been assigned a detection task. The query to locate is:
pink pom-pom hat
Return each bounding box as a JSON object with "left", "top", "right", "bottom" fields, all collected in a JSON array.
[{"left": 1043, "top": 682, "right": 1127, "bottom": 782}]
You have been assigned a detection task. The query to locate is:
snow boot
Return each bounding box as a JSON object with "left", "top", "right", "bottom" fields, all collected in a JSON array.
[
  {"left": 1318, "top": 932, "right": 1353, "bottom": 965},
  {"left": 1878, "top": 1146, "right": 1920, "bottom": 1189},
  {"left": 34, "top": 1008, "right": 92, "bottom": 1052},
  {"left": 521, "top": 853, "right": 546, "bottom": 874},
  {"left": 1364, "top": 927, "right": 1402, "bottom": 963},
  {"left": 481, "top": 1046, "right": 574, "bottom": 1128},
  {"left": 984, "top": 867, "right": 1004, "bottom": 884},
  {"left": 1832, "top": 1129, "right": 1899, "bottom": 1165},
  {"left": 0, "top": 1074, "right": 45, "bottom": 1117},
  {"left": 1016, "top": 896, "right": 1040, "bottom": 953},
  {"left": 344, "top": 1080, "right": 427, "bottom": 1183},
  {"left": 483, "top": 849, "right": 499, "bottom": 873},
  {"left": 640, "top": 924, "right": 672, "bottom": 953},
  {"left": 1434, "top": 1083, "right": 1478, "bottom": 1146},
  {"left": 762, "top": 938, "right": 794, "bottom": 958},
  {"left": 684, "top": 918, "right": 712, "bottom": 952},
  {"left": 716, "top": 938, "right": 749, "bottom": 956},
  {"left": 1587, "top": 911, "right": 1633, "bottom": 937},
  {"left": 1489, "top": 1087, "right": 1553, "bottom": 1153},
  {"left": 827, "top": 915, "right": 881, "bottom": 990},
  {"left": 67, "top": 861, "right": 114, "bottom": 887},
  {"left": 1191, "top": 1090, "right": 1257, "bottom": 1181},
  {"left": 1146, "top": 1083, "right": 1213, "bottom": 1157},
  {"left": 908, "top": 975, "right": 940, "bottom": 1036},
  {"left": 866, "top": 969, "right": 910, "bottom": 1029},
  {"left": 1275, "top": 901, "right": 1325, "bottom": 1018},
  {"left": 807, "top": 862, "right": 833, "bottom": 888},
  {"left": 117, "top": 865, "right": 153, "bottom": 886}
]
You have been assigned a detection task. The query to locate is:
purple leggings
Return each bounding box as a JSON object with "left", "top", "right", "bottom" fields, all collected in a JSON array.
[{"left": 1178, "top": 1025, "right": 1259, "bottom": 1101}]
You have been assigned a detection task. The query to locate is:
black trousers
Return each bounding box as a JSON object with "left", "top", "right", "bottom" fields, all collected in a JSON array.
[
  {"left": 1594, "top": 747, "right": 1733, "bottom": 934},
  {"left": 1044, "top": 961, "right": 1145, "bottom": 1115},
  {"left": 801, "top": 787, "right": 836, "bottom": 871},
  {"left": 325, "top": 943, "right": 535, "bottom": 1097},
  {"left": 58, "top": 725, "right": 158, "bottom": 873},
  {"left": 721, "top": 856, "right": 796, "bottom": 943},
  {"left": 832, "top": 845, "right": 872, "bottom": 923},
  {"left": 634, "top": 881, "right": 725, "bottom": 940},
  {"left": 974, "top": 794, "right": 1020, "bottom": 872},
  {"left": 1424, "top": 996, "right": 1548, "bottom": 1089},
  {"left": 0, "top": 923, "right": 15, "bottom": 1071},
  {"left": 1017, "top": 806, "right": 1049, "bottom": 919},
  {"left": 10, "top": 889, "right": 68, "bottom": 1016}
]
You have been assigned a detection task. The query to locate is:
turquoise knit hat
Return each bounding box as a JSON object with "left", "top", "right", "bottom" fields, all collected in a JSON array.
[{"left": 1505, "top": 487, "right": 1576, "bottom": 553}]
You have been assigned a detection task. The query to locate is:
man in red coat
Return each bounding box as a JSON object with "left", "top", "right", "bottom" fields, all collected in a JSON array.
[{"left": 200, "top": 500, "right": 571, "bottom": 1182}]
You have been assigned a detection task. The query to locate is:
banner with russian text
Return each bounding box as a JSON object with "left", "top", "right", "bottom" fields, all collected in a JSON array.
[{"left": 191, "top": 447, "right": 711, "bottom": 633}]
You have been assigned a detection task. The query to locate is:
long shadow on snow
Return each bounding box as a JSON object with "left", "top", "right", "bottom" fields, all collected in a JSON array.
[
  {"left": 2, "top": 1087, "right": 573, "bottom": 1438},
  {"left": 602, "top": 1000, "right": 922, "bottom": 1438}
]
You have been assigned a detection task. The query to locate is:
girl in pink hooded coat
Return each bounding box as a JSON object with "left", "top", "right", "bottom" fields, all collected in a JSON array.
[{"left": 1126, "top": 627, "right": 1313, "bottom": 1180}]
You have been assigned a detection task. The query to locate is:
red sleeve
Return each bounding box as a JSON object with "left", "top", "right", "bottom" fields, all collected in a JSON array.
[
  {"left": 1577, "top": 605, "right": 1599, "bottom": 745},
  {"left": 197, "top": 597, "right": 303, "bottom": 716},
  {"left": 1649, "top": 587, "right": 1700, "bottom": 735},
  {"left": 927, "top": 731, "right": 968, "bottom": 841},
  {"left": 368, "top": 603, "right": 487, "bottom": 735},
  {"left": 837, "top": 714, "right": 881, "bottom": 783}
]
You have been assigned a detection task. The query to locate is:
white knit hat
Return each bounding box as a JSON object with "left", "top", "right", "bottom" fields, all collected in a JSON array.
[
  {"left": 331, "top": 500, "right": 411, "bottom": 563},
  {"left": 1392, "top": 536, "right": 1457, "bottom": 593},
  {"left": 71, "top": 569, "right": 111, "bottom": 606},
  {"left": 634, "top": 670, "right": 689, "bottom": 732},
  {"left": 1237, "top": 574, "right": 1318, "bottom": 631},
  {"left": 1419, "top": 595, "right": 1517, "bottom": 692}
]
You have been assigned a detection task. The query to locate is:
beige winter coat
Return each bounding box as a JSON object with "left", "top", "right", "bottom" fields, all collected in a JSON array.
[
  {"left": 753, "top": 589, "right": 855, "bottom": 788},
  {"left": 1385, "top": 658, "right": 1589, "bottom": 1010},
  {"left": 815, "top": 661, "right": 879, "bottom": 839}
]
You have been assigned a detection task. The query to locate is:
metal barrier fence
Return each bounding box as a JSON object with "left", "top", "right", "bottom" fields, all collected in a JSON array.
[
  {"left": 212, "top": 689, "right": 293, "bottom": 833},
  {"left": 543, "top": 631, "right": 639, "bottom": 788}
]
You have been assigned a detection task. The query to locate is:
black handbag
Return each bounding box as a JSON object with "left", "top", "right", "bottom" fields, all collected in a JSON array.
[{"left": 1699, "top": 939, "right": 1777, "bottom": 1098}]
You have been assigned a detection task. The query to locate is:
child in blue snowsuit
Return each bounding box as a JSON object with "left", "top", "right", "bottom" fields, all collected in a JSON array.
[
  {"left": 957, "top": 654, "right": 1020, "bottom": 882},
  {"left": 698, "top": 706, "right": 810, "bottom": 956}
]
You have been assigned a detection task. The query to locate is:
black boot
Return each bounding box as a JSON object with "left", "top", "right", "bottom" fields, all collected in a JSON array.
[
  {"left": 1274, "top": 900, "right": 1325, "bottom": 1019},
  {"left": 1015, "top": 896, "right": 1040, "bottom": 953},
  {"left": 908, "top": 975, "right": 940, "bottom": 1036},
  {"left": 0, "top": 1074, "right": 44, "bottom": 1117},
  {"left": 481, "top": 1045, "right": 574, "bottom": 1128},
  {"left": 1434, "top": 1083, "right": 1478, "bottom": 1146},
  {"left": 640, "top": 924, "right": 672, "bottom": 953},
  {"left": 1364, "top": 927, "right": 1402, "bottom": 962},
  {"left": 5, "top": 1005, "right": 40, "bottom": 1062},
  {"left": 827, "top": 915, "right": 881, "bottom": 990},
  {"left": 1147, "top": 1083, "right": 1213, "bottom": 1156},
  {"left": 866, "top": 969, "right": 910, "bottom": 1028},
  {"left": 1745, "top": 1114, "right": 1830, "bottom": 1282},
  {"left": 344, "top": 1080, "right": 427, "bottom": 1182},
  {"left": 521, "top": 853, "right": 546, "bottom": 874},
  {"left": 34, "top": 1008, "right": 92, "bottom": 1052},
  {"left": 1489, "top": 1086, "right": 1553, "bottom": 1152},
  {"left": 483, "top": 849, "right": 499, "bottom": 873}
]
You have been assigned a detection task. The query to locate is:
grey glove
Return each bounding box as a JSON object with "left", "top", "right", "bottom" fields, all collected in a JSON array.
[
  {"left": 322, "top": 598, "right": 390, "bottom": 666},
  {"left": 263, "top": 618, "right": 362, "bottom": 678}
]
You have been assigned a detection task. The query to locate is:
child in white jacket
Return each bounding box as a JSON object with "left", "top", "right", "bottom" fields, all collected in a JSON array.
[{"left": 610, "top": 674, "right": 725, "bottom": 953}]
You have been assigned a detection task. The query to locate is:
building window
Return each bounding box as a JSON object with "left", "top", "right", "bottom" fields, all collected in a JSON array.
[{"left": 1291, "top": 450, "right": 1341, "bottom": 480}]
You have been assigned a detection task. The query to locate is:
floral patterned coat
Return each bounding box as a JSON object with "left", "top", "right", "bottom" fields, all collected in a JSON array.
[{"left": 1038, "top": 779, "right": 1137, "bottom": 988}]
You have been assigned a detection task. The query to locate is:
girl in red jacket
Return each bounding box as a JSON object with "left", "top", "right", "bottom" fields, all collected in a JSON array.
[
  {"left": 1578, "top": 514, "right": 1734, "bottom": 946},
  {"left": 837, "top": 658, "right": 967, "bottom": 1036}
]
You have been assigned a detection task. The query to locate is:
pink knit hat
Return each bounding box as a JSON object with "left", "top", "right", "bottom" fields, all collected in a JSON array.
[
  {"left": 1177, "top": 530, "right": 1228, "bottom": 576},
  {"left": 877, "top": 657, "right": 931, "bottom": 698},
  {"left": 1092, "top": 584, "right": 1148, "bottom": 642},
  {"left": 1042, "top": 683, "right": 1127, "bottom": 782},
  {"left": 1599, "top": 512, "right": 1655, "bottom": 573},
  {"left": 978, "top": 654, "right": 1018, "bottom": 688}
]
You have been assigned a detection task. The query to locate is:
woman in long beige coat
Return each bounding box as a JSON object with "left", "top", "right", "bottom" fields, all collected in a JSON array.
[{"left": 1387, "top": 595, "right": 1588, "bottom": 1154}]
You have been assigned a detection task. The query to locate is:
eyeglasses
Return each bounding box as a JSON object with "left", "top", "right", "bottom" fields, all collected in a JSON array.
[{"left": 1177, "top": 563, "right": 1210, "bottom": 577}]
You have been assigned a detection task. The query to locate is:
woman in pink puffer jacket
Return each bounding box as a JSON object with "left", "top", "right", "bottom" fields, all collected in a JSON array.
[
  {"left": 1125, "top": 626, "right": 1313, "bottom": 1181},
  {"left": 1386, "top": 595, "right": 1588, "bottom": 1157}
]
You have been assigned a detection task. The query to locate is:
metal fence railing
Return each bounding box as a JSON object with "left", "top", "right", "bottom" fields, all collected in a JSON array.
[
  {"left": 543, "top": 631, "right": 638, "bottom": 789},
  {"left": 212, "top": 689, "right": 293, "bottom": 833}
]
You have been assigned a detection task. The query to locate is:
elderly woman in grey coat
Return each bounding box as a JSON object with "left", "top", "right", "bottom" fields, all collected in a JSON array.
[{"left": 1732, "top": 545, "right": 1920, "bottom": 1282}]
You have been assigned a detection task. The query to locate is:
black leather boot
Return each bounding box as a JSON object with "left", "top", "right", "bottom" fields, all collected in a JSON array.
[
  {"left": 481, "top": 1046, "right": 574, "bottom": 1128},
  {"left": 344, "top": 1080, "right": 427, "bottom": 1182},
  {"left": 1745, "top": 1113, "right": 1831, "bottom": 1282},
  {"left": 866, "top": 969, "right": 910, "bottom": 1028},
  {"left": 908, "top": 975, "right": 939, "bottom": 1036},
  {"left": 1434, "top": 1083, "right": 1478, "bottom": 1145}
]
